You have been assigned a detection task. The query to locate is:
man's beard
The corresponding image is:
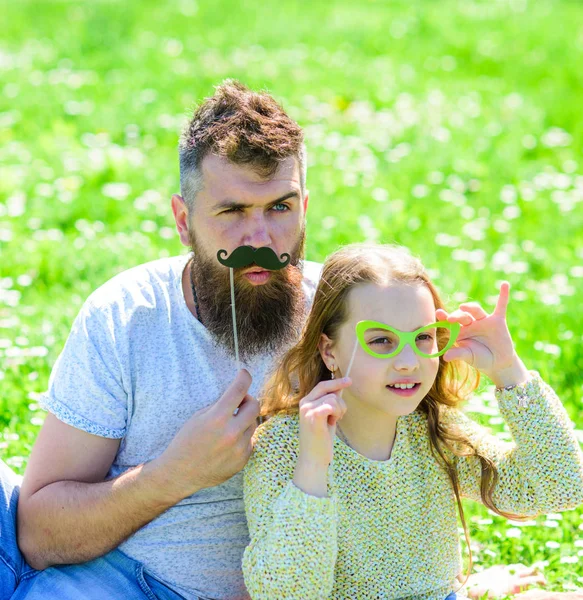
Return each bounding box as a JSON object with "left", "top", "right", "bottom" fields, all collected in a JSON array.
[{"left": 188, "top": 229, "right": 308, "bottom": 363}]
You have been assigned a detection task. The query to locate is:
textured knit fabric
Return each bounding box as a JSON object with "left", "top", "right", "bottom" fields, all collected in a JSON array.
[
  {"left": 243, "top": 373, "right": 583, "bottom": 600},
  {"left": 39, "top": 254, "right": 322, "bottom": 600}
]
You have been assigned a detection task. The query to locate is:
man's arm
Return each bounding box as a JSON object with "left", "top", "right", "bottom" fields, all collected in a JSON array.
[
  {"left": 18, "top": 370, "right": 259, "bottom": 570},
  {"left": 17, "top": 414, "right": 183, "bottom": 570}
]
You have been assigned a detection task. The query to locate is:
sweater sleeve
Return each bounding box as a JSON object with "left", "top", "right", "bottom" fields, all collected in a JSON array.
[
  {"left": 242, "top": 416, "right": 338, "bottom": 600},
  {"left": 446, "top": 372, "right": 583, "bottom": 516}
]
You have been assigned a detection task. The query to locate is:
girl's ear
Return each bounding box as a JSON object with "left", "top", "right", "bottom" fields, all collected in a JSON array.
[{"left": 318, "top": 333, "right": 336, "bottom": 368}]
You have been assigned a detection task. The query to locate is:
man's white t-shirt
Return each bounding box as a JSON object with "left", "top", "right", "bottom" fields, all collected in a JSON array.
[{"left": 41, "top": 254, "right": 323, "bottom": 600}]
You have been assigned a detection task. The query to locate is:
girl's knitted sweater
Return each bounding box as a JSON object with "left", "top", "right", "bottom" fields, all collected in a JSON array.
[{"left": 242, "top": 373, "right": 583, "bottom": 600}]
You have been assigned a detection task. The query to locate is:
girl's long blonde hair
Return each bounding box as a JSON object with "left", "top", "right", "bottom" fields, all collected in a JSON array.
[{"left": 260, "top": 243, "right": 528, "bottom": 587}]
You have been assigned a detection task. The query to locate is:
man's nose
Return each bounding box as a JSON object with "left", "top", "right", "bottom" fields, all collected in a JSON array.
[
  {"left": 393, "top": 343, "right": 420, "bottom": 371},
  {"left": 241, "top": 213, "right": 272, "bottom": 248}
]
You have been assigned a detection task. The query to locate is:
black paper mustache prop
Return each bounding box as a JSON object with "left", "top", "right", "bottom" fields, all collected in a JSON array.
[
  {"left": 217, "top": 246, "right": 291, "bottom": 270},
  {"left": 216, "top": 245, "right": 292, "bottom": 373}
]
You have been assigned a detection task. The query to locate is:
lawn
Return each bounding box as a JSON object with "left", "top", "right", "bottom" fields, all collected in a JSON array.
[{"left": 1, "top": 0, "right": 582, "bottom": 592}]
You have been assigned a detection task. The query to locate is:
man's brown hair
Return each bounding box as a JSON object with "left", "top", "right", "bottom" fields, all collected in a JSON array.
[{"left": 179, "top": 80, "right": 306, "bottom": 207}]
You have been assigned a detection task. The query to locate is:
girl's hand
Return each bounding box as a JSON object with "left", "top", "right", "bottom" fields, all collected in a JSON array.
[
  {"left": 292, "top": 377, "right": 351, "bottom": 497},
  {"left": 436, "top": 282, "right": 530, "bottom": 387},
  {"left": 297, "top": 378, "right": 351, "bottom": 468}
]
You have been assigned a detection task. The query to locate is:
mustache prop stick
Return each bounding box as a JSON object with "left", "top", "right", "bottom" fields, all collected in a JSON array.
[{"left": 217, "top": 245, "right": 291, "bottom": 371}]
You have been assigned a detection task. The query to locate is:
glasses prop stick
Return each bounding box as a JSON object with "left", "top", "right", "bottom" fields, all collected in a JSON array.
[
  {"left": 338, "top": 337, "right": 359, "bottom": 400},
  {"left": 217, "top": 245, "right": 292, "bottom": 373}
]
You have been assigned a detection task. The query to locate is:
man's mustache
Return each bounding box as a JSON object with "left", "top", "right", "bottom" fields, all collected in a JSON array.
[{"left": 217, "top": 246, "right": 291, "bottom": 270}]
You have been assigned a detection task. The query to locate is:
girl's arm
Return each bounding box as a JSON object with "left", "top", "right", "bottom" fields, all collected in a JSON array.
[
  {"left": 444, "top": 374, "right": 583, "bottom": 515},
  {"left": 242, "top": 416, "right": 338, "bottom": 600},
  {"left": 437, "top": 282, "right": 583, "bottom": 515}
]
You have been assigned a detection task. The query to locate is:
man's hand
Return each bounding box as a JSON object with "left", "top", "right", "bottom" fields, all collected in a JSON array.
[
  {"left": 156, "top": 368, "right": 260, "bottom": 500},
  {"left": 459, "top": 564, "right": 546, "bottom": 598},
  {"left": 515, "top": 591, "right": 583, "bottom": 600},
  {"left": 18, "top": 369, "right": 259, "bottom": 569}
]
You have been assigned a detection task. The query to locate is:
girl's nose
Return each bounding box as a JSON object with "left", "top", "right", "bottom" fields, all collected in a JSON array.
[{"left": 393, "top": 343, "right": 420, "bottom": 371}]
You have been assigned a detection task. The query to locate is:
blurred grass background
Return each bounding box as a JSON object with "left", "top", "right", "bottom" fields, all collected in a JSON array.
[{"left": 1, "top": 0, "right": 582, "bottom": 591}]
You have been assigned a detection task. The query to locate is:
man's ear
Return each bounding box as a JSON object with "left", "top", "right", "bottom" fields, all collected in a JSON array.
[
  {"left": 318, "top": 333, "right": 335, "bottom": 370},
  {"left": 171, "top": 194, "right": 190, "bottom": 247},
  {"left": 303, "top": 191, "right": 309, "bottom": 215}
]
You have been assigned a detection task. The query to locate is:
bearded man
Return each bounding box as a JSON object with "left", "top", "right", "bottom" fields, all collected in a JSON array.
[{"left": 0, "top": 80, "right": 321, "bottom": 600}]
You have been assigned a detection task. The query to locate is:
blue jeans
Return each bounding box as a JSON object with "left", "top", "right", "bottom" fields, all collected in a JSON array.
[
  {"left": 0, "top": 461, "right": 189, "bottom": 600},
  {"left": 0, "top": 461, "right": 33, "bottom": 599}
]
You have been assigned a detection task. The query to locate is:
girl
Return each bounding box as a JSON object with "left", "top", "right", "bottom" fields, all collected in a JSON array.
[{"left": 241, "top": 243, "right": 583, "bottom": 600}]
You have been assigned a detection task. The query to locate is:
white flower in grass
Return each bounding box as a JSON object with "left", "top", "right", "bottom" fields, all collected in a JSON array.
[
  {"left": 427, "top": 171, "right": 444, "bottom": 184},
  {"left": 412, "top": 184, "right": 429, "bottom": 198},
  {"left": 543, "top": 520, "right": 561, "bottom": 528},
  {"left": 493, "top": 219, "right": 510, "bottom": 233},
  {"left": 102, "top": 183, "right": 131, "bottom": 201},
  {"left": 372, "top": 188, "right": 389, "bottom": 203},
  {"left": 541, "top": 127, "right": 572, "bottom": 148},
  {"left": 534, "top": 343, "right": 561, "bottom": 357},
  {"left": 502, "top": 206, "right": 521, "bottom": 220},
  {"left": 506, "top": 528, "right": 522, "bottom": 538},
  {"left": 507, "top": 520, "right": 536, "bottom": 527},
  {"left": 435, "top": 233, "right": 460, "bottom": 248},
  {"left": 500, "top": 185, "right": 517, "bottom": 204}
]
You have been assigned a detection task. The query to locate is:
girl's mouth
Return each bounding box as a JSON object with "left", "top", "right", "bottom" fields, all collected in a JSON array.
[{"left": 386, "top": 383, "right": 421, "bottom": 396}]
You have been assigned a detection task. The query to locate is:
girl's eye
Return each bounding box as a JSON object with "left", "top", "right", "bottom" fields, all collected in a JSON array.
[
  {"left": 415, "top": 333, "right": 437, "bottom": 350},
  {"left": 416, "top": 333, "right": 434, "bottom": 341},
  {"left": 369, "top": 336, "right": 398, "bottom": 348}
]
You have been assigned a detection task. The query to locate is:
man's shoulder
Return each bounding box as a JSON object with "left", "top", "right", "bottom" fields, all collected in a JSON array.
[
  {"left": 302, "top": 259, "right": 323, "bottom": 282},
  {"left": 301, "top": 259, "right": 323, "bottom": 302},
  {"left": 86, "top": 255, "right": 189, "bottom": 313}
]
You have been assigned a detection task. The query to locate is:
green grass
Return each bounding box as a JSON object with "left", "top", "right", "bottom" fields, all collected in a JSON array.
[{"left": 1, "top": 0, "right": 582, "bottom": 592}]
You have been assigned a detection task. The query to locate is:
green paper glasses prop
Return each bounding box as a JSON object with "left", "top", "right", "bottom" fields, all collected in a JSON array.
[
  {"left": 340, "top": 320, "right": 461, "bottom": 395},
  {"left": 217, "top": 246, "right": 291, "bottom": 371},
  {"left": 355, "top": 320, "right": 461, "bottom": 359}
]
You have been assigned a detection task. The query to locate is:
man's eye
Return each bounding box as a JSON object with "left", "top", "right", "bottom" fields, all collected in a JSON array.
[{"left": 222, "top": 204, "right": 289, "bottom": 214}]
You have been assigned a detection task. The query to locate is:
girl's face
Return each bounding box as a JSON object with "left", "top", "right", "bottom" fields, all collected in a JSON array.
[{"left": 320, "top": 281, "right": 440, "bottom": 417}]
